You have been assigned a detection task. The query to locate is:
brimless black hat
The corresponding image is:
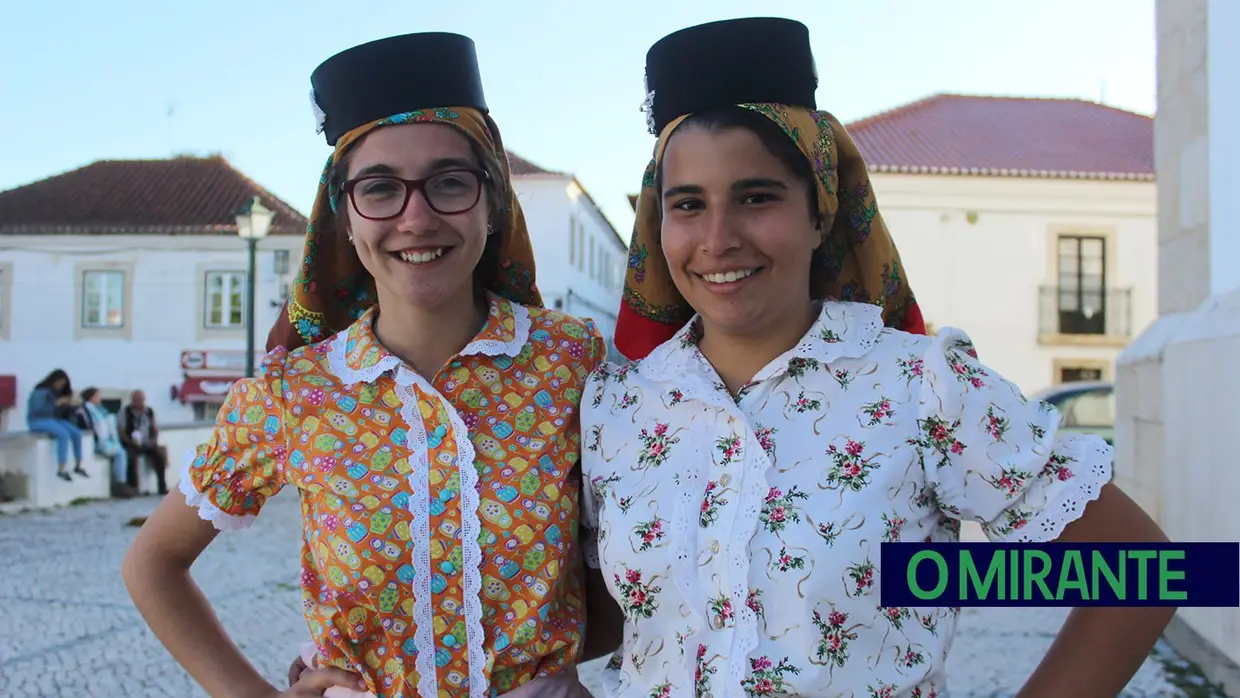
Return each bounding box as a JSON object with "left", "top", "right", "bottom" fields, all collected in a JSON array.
[
  {"left": 641, "top": 17, "right": 818, "bottom": 135},
  {"left": 310, "top": 32, "right": 489, "bottom": 146}
]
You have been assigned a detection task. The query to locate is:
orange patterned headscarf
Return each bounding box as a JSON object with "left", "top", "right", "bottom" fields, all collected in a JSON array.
[
  {"left": 616, "top": 103, "right": 926, "bottom": 360},
  {"left": 266, "top": 107, "right": 542, "bottom": 352}
]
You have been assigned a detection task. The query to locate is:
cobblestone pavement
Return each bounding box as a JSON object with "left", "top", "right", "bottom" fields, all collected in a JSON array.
[{"left": 0, "top": 493, "right": 1228, "bottom": 697}]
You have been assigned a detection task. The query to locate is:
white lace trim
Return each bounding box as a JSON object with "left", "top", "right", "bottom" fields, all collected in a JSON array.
[
  {"left": 995, "top": 433, "right": 1115, "bottom": 544},
  {"left": 327, "top": 331, "right": 402, "bottom": 386},
  {"left": 636, "top": 301, "right": 885, "bottom": 389},
  {"left": 177, "top": 448, "right": 255, "bottom": 532},
  {"left": 460, "top": 300, "right": 531, "bottom": 358},
  {"left": 722, "top": 418, "right": 774, "bottom": 698},
  {"left": 391, "top": 368, "right": 439, "bottom": 698},
  {"left": 324, "top": 299, "right": 527, "bottom": 696},
  {"left": 403, "top": 367, "right": 488, "bottom": 698}
]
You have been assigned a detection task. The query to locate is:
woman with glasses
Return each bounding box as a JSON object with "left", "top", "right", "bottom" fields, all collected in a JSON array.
[{"left": 123, "top": 33, "right": 603, "bottom": 698}]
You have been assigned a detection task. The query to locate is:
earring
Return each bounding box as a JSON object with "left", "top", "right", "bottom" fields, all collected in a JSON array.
[{"left": 486, "top": 223, "right": 495, "bottom": 235}]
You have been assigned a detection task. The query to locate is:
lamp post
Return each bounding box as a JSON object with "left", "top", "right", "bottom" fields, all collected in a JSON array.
[{"left": 235, "top": 196, "right": 274, "bottom": 378}]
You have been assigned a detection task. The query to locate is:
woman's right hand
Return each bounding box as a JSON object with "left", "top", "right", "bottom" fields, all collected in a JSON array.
[{"left": 276, "top": 666, "right": 367, "bottom": 696}]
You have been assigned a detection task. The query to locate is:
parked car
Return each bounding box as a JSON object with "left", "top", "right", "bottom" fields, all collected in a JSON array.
[{"left": 1031, "top": 380, "right": 1115, "bottom": 446}]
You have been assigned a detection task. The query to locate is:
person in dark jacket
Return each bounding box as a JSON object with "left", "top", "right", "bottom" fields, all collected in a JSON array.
[
  {"left": 26, "top": 369, "right": 85, "bottom": 482},
  {"left": 118, "top": 390, "right": 167, "bottom": 495}
]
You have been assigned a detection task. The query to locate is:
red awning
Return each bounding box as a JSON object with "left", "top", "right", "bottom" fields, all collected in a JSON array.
[
  {"left": 0, "top": 375, "right": 15, "bottom": 409},
  {"left": 177, "top": 376, "right": 240, "bottom": 404}
]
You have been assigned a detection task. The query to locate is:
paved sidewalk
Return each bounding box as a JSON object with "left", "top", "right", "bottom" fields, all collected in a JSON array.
[{"left": 0, "top": 493, "right": 1227, "bottom": 697}]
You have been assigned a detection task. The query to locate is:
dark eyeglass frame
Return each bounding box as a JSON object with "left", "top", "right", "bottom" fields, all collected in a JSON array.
[{"left": 341, "top": 167, "right": 490, "bottom": 220}]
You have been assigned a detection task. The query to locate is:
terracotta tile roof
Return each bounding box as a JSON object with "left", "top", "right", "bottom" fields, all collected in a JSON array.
[
  {"left": 845, "top": 94, "right": 1154, "bottom": 181},
  {"left": 0, "top": 156, "right": 309, "bottom": 235},
  {"left": 506, "top": 151, "right": 563, "bottom": 176}
]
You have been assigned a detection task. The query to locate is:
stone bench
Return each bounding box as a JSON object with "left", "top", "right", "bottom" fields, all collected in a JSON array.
[{"left": 0, "top": 422, "right": 215, "bottom": 510}]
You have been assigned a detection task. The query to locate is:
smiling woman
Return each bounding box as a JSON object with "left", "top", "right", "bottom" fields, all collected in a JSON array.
[
  {"left": 579, "top": 17, "right": 1174, "bottom": 698},
  {"left": 122, "top": 31, "right": 604, "bottom": 698}
]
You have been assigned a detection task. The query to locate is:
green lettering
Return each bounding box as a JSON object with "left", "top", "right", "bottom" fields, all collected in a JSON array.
[
  {"left": 960, "top": 549, "right": 1004, "bottom": 600},
  {"left": 1158, "top": 550, "right": 1188, "bottom": 601},
  {"left": 1129, "top": 550, "right": 1156, "bottom": 600},
  {"left": 1022, "top": 549, "right": 1054, "bottom": 600},
  {"left": 1091, "top": 550, "right": 1125, "bottom": 600},
  {"left": 908, "top": 550, "right": 948, "bottom": 600},
  {"left": 1056, "top": 550, "right": 1090, "bottom": 601},
  {"left": 1009, "top": 549, "right": 1019, "bottom": 600}
]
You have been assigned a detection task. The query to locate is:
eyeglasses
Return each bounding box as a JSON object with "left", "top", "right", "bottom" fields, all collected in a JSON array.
[{"left": 341, "top": 168, "right": 489, "bottom": 220}]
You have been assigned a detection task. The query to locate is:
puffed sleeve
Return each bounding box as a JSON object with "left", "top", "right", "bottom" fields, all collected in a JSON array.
[
  {"left": 178, "top": 348, "right": 291, "bottom": 531},
  {"left": 913, "top": 328, "right": 1114, "bottom": 543},
  {"left": 581, "top": 318, "right": 609, "bottom": 375}
]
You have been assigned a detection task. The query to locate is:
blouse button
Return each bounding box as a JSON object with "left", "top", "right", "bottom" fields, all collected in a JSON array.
[
  {"left": 720, "top": 473, "right": 731, "bottom": 486},
  {"left": 710, "top": 541, "right": 720, "bottom": 553}
]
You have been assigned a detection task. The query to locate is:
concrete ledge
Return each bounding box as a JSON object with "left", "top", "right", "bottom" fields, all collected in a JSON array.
[
  {"left": 0, "top": 422, "right": 214, "bottom": 510},
  {"left": 1164, "top": 613, "right": 1240, "bottom": 696}
]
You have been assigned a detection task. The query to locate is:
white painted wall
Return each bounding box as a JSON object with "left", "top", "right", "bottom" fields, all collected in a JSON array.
[
  {"left": 0, "top": 235, "right": 305, "bottom": 427},
  {"left": 1115, "top": 1, "right": 1240, "bottom": 683},
  {"left": 513, "top": 176, "right": 628, "bottom": 355},
  {"left": 0, "top": 175, "right": 627, "bottom": 428},
  {"left": 872, "top": 173, "right": 1157, "bottom": 395}
]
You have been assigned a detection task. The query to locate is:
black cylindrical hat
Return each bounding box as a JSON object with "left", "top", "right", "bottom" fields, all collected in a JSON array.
[
  {"left": 642, "top": 18, "right": 818, "bottom": 134},
  {"left": 310, "top": 32, "right": 489, "bottom": 146}
]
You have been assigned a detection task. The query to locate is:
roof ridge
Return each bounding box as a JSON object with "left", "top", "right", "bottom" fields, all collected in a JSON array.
[
  {"left": 842, "top": 92, "right": 1154, "bottom": 181},
  {"left": 0, "top": 156, "right": 310, "bottom": 234},
  {"left": 846, "top": 92, "right": 1152, "bottom": 129}
]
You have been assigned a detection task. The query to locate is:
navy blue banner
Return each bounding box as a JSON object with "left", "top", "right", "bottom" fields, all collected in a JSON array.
[{"left": 879, "top": 542, "right": 1240, "bottom": 607}]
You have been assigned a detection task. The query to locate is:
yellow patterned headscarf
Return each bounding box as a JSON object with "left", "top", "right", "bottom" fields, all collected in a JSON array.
[
  {"left": 615, "top": 103, "right": 926, "bottom": 360},
  {"left": 266, "top": 108, "right": 542, "bottom": 352}
]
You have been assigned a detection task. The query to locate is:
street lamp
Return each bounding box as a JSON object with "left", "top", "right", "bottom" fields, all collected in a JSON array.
[{"left": 235, "top": 196, "right": 274, "bottom": 378}]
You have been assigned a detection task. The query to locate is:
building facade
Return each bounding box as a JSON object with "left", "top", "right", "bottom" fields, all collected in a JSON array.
[
  {"left": 635, "top": 94, "right": 1159, "bottom": 398},
  {"left": 0, "top": 152, "right": 625, "bottom": 428},
  {"left": 851, "top": 94, "right": 1157, "bottom": 397}
]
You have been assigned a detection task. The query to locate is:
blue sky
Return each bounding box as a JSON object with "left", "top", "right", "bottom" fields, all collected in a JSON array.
[{"left": 1, "top": 0, "right": 1154, "bottom": 238}]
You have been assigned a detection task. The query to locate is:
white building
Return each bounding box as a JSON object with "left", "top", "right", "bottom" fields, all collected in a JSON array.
[
  {"left": 626, "top": 95, "right": 1157, "bottom": 398},
  {"left": 506, "top": 153, "right": 628, "bottom": 356},
  {"left": 1116, "top": 0, "right": 1240, "bottom": 689},
  {"left": 850, "top": 94, "right": 1158, "bottom": 397},
  {"left": 0, "top": 152, "right": 624, "bottom": 429}
]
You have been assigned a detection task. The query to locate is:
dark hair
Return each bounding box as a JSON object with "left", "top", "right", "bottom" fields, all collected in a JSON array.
[
  {"left": 81, "top": 387, "right": 99, "bottom": 402},
  {"left": 327, "top": 132, "right": 508, "bottom": 299},
  {"left": 656, "top": 106, "right": 819, "bottom": 222},
  {"left": 36, "top": 369, "right": 71, "bottom": 395}
]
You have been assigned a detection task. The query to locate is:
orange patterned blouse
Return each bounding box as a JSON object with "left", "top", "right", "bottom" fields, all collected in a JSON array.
[{"left": 179, "top": 294, "right": 606, "bottom": 698}]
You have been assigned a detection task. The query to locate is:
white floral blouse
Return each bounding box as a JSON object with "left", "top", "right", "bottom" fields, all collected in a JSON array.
[{"left": 580, "top": 301, "right": 1114, "bottom": 698}]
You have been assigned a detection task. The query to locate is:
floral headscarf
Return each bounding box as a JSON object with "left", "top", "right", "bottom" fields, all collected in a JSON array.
[
  {"left": 266, "top": 107, "right": 542, "bottom": 352},
  {"left": 616, "top": 103, "right": 926, "bottom": 360}
]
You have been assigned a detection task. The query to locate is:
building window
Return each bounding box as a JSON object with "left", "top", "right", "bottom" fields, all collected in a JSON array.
[
  {"left": 1056, "top": 235, "right": 1106, "bottom": 335},
  {"left": 568, "top": 215, "right": 577, "bottom": 266},
  {"left": 1059, "top": 365, "right": 1105, "bottom": 383},
  {"left": 204, "top": 271, "right": 247, "bottom": 329},
  {"left": 192, "top": 401, "right": 226, "bottom": 422},
  {"left": 81, "top": 270, "right": 125, "bottom": 328},
  {"left": 0, "top": 267, "right": 6, "bottom": 331}
]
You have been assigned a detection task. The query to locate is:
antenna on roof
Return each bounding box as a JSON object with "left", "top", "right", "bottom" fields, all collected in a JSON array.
[
  {"left": 166, "top": 102, "right": 177, "bottom": 157},
  {"left": 1098, "top": 79, "right": 1107, "bottom": 105}
]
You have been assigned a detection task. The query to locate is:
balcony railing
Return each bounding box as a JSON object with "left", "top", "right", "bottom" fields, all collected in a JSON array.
[{"left": 1038, "top": 285, "right": 1132, "bottom": 340}]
